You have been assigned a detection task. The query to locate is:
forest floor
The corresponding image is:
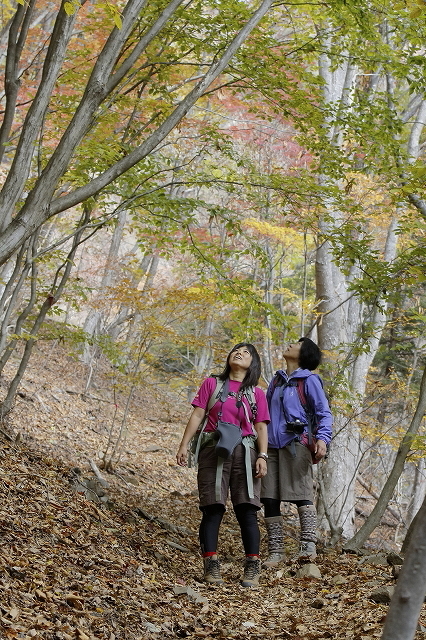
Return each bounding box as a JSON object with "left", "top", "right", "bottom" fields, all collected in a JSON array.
[{"left": 0, "top": 341, "right": 425, "bottom": 640}]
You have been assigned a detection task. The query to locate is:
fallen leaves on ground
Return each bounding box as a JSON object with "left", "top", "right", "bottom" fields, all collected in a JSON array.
[{"left": 0, "top": 342, "right": 425, "bottom": 639}]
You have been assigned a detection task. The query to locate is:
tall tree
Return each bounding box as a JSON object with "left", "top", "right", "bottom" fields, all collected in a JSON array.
[
  {"left": 0, "top": 0, "right": 275, "bottom": 266},
  {"left": 381, "top": 493, "right": 426, "bottom": 640},
  {"left": 288, "top": 1, "right": 426, "bottom": 539},
  {"left": 345, "top": 363, "right": 426, "bottom": 549}
]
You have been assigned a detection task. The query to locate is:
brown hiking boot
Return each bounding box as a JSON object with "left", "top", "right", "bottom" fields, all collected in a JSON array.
[
  {"left": 203, "top": 556, "right": 224, "bottom": 585},
  {"left": 241, "top": 557, "right": 261, "bottom": 587}
]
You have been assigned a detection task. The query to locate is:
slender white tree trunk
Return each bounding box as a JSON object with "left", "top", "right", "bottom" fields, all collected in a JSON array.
[
  {"left": 314, "top": 34, "right": 402, "bottom": 539},
  {"left": 82, "top": 210, "right": 127, "bottom": 366},
  {"left": 194, "top": 316, "right": 215, "bottom": 375},
  {"left": 262, "top": 242, "right": 275, "bottom": 383}
]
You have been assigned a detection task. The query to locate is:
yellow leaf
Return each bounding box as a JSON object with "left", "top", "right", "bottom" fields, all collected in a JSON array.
[
  {"left": 64, "top": 2, "right": 75, "bottom": 15},
  {"left": 244, "top": 217, "right": 310, "bottom": 250},
  {"left": 113, "top": 13, "right": 123, "bottom": 29}
]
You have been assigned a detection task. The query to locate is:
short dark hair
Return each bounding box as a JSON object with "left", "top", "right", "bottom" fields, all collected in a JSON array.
[
  {"left": 298, "top": 337, "right": 321, "bottom": 371},
  {"left": 218, "top": 342, "right": 261, "bottom": 389}
]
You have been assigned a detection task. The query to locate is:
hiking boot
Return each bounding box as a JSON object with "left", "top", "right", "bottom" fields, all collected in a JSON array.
[
  {"left": 203, "top": 556, "right": 224, "bottom": 585},
  {"left": 298, "top": 541, "right": 317, "bottom": 559},
  {"left": 263, "top": 551, "right": 286, "bottom": 568},
  {"left": 263, "top": 515, "right": 286, "bottom": 568},
  {"left": 297, "top": 505, "right": 317, "bottom": 560},
  {"left": 241, "top": 557, "right": 261, "bottom": 587}
]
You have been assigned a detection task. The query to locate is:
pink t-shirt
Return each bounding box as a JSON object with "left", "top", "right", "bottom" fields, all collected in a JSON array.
[{"left": 192, "top": 377, "right": 270, "bottom": 437}]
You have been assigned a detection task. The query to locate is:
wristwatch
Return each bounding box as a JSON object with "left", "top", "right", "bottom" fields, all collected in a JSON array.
[{"left": 257, "top": 452, "right": 268, "bottom": 461}]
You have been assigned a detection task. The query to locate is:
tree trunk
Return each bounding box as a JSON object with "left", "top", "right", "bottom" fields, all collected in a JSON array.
[
  {"left": 407, "top": 458, "right": 426, "bottom": 528},
  {"left": 262, "top": 242, "right": 275, "bottom": 383},
  {"left": 313, "top": 40, "right": 361, "bottom": 538},
  {"left": 124, "top": 253, "right": 160, "bottom": 352},
  {"left": 193, "top": 316, "right": 215, "bottom": 375},
  {"left": 0, "top": 214, "right": 89, "bottom": 415},
  {"left": 82, "top": 209, "right": 127, "bottom": 366},
  {"left": 401, "top": 506, "right": 421, "bottom": 555},
  {"left": 0, "top": 236, "right": 40, "bottom": 373},
  {"left": 380, "top": 493, "right": 426, "bottom": 640},
  {"left": 314, "top": 27, "right": 414, "bottom": 539},
  {"left": 344, "top": 363, "right": 426, "bottom": 550},
  {"left": 0, "top": 0, "right": 274, "bottom": 266}
]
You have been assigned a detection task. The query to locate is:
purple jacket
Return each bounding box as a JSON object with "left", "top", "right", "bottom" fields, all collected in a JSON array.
[{"left": 266, "top": 368, "right": 333, "bottom": 449}]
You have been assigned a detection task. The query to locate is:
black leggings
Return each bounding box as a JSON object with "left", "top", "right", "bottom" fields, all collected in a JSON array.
[
  {"left": 199, "top": 504, "right": 225, "bottom": 555},
  {"left": 199, "top": 503, "right": 260, "bottom": 556},
  {"left": 261, "top": 497, "right": 313, "bottom": 518}
]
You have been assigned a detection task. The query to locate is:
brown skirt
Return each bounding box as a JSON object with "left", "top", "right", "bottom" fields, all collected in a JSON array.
[
  {"left": 197, "top": 442, "right": 261, "bottom": 509},
  {"left": 260, "top": 442, "right": 314, "bottom": 502}
]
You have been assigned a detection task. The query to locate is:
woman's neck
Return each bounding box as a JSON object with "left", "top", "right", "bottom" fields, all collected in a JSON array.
[
  {"left": 229, "top": 369, "right": 245, "bottom": 382},
  {"left": 285, "top": 360, "right": 299, "bottom": 375}
]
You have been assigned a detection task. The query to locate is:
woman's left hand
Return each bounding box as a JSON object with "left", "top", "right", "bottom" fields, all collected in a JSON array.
[
  {"left": 314, "top": 439, "right": 327, "bottom": 461},
  {"left": 255, "top": 457, "right": 267, "bottom": 478}
]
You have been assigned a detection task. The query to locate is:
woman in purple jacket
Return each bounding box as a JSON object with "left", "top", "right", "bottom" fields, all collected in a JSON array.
[{"left": 261, "top": 337, "right": 332, "bottom": 565}]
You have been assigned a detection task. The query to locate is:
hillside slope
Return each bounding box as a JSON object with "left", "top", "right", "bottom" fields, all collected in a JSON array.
[{"left": 0, "top": 342, "right": 424, "bottom": 639}]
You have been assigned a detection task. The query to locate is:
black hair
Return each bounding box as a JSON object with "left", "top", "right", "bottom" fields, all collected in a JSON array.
[
  {"left": 218, "top": 342, "right": 261, "bottom": 390},
  {"left": 298, "top": 337, "right": 322, "bottom": 371}
]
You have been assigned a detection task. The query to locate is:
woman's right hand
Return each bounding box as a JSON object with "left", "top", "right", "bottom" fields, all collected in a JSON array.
[
  {"left": 176, "top": 445, "right": 188, "bottom": 467},
  {"left": 176, "top": 406, "right": 206, "bottom": 467}
]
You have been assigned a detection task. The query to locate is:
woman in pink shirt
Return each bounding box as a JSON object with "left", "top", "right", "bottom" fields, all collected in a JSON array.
[{"left": 177, "top": 343, "right": 270, "bottom": 587}]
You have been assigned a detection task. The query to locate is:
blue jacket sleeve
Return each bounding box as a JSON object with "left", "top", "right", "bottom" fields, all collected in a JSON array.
[
  {"left": 304, "top": 375, "right": 333, "bottom": 445},
  {"left": 266, "top": 377, "right": 275, "bottom": 406}
]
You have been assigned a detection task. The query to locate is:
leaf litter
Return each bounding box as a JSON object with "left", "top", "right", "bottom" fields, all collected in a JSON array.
[{"left": 0, "top": 341, "right": 425, "bottom": 639}]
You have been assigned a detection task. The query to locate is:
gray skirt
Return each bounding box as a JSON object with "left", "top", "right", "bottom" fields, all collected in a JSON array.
[{"left": 260, "top": 442, "right": 314, "bottom": 502}]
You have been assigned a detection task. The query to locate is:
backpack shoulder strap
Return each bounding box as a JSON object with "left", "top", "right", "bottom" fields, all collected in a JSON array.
[
  {"left": 272, "top": 372, "right": 284, "bottom": 388},
  {"left": 296, "top": 378, "right": 307, "bottom": 410},
  {"left": 296, "top": 375, "right": 324, "bottom": 408},
  {"left": 295, "top": 378, "right": 318, "bottom": 438},
  {"left": 206, "top": 376, "right": 225, "bottom": 413},
  {"left": 190, "top": 377, "right": 225, "bottom": 467},
  {"left": 243, "top": 386, "right": 257, "bottom": 419}
]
